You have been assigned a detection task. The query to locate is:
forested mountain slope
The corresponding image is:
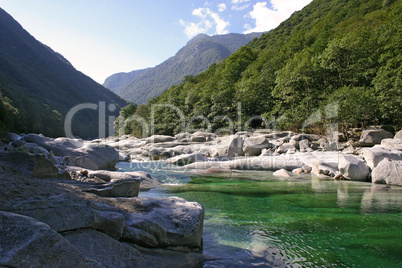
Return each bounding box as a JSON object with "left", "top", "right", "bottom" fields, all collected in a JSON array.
[
  {"left": 118, "top": 0, "right": 401, "bottom": 137},
  {"left": 0, "top": 8, "right": 127, "bottom": 138},
  {"left": 104, "top": 32, "right": 262, "bottom": 104}
]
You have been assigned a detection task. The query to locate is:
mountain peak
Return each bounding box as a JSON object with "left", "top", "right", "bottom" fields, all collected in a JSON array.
[{"left": 104, "top": 32, "right": 263, "bottom": 104}]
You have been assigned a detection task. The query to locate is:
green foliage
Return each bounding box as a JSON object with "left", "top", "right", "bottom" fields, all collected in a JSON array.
[
  {"left": 117, "top": 0, "right": 402, "bottom": 136},
  {"left": 119, "top": 103, "right": 137, "bottom": 119},
  {"left": 327, "top": 86, "right": 379, "bottom": 131},
  {"left": 114, "top": 103, "right": 151, "bottom": 137},
  {"left": 0, "top": 87, "right": 21, "bottom": 136}
]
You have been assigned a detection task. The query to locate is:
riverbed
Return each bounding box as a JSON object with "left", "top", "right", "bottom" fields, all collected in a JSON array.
[{"left": 118, "top": 161, "right": 402, "bottom": 267}]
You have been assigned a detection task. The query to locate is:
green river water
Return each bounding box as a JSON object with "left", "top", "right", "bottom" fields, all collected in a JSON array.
[{"left": 118, "top": 162, "right": 402, "bottom": 268}]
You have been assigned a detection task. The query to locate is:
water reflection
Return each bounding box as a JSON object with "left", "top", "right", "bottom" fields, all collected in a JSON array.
[
  {"left": 336, "top": 182, "right": 350, "bottom": 208},
  {"left": 361, "top": 185, "right": 402, "bottom": 214}
]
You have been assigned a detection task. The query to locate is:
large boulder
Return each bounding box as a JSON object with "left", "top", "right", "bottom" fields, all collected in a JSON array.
[
  {"left": 166, "top": 153, "right": 208, "bottom": 166},
  {"left": 2, "top": 193, "right": 126, "bottom": 240},
  {"left": 0, "top": 152, "right": 60, "bottom": 179},
  {"left": 338, "top": 155, "right": 370, "bottom": 181},
  {"left": 265, "top": 131, "right": 294, "bottom": 140},
  {"left": 63, "top": 229, "right": 143, "bottom": 267},
  {"left": 243, "top": 136, "right": 270, "bottom": 156},
  {"left": 86, "top": 179, "right": 140, "bottom": 198},
  {"left": 86, "top": 170, "right": 161, "bottom": 190},
  {"left": 191, "top": 135, "right": 207, "bottom": 142},
  {"left": 371, "top": 158, "right": 402, "bottom": 186},
  {"left": 146, "top": 135, "right": 176, "bottom": 144},
  {"left": 122, "top": 197, "right": 204, "bottom": 249},
  {"left": 298, "top": 139, "right": 310, "bottom": 152},
  {"left": 7, "top": 132, "right": 22, "bottom": 142},
  {"left": 359, "top": 129, "right": 394, "bottom": 146},
  {"left": 191, "top": 131, "right": 217, "bottom": 142},
  {"left": 381, "top": 139, "right": 402, "bottom": 151},
  {"left": 20, "top": 134, "right": 120, "bottom": 170},
  {"left": 290, "top": 133, "right": 321, "bottom": 142},
  {"left": 361, "top": 145, "right": 402, "bottom": 169},
  {"left": 54, "top": 137, "right": 84, "bottom": 149},
  {"left": 394, "top": 129, "right": 402, "bottom": 139},
  {"left": 276, "top": 143, "right": 297, "bottom": 154},
  {"left": 0, "top": 211, "right": 100, "bottom": 267},
  {"left": 22, "top": 134, "right": 74, "bottom": 156},
  {"left": 215, "top": 135, "right": 244, "bottom": 157},
  {"left": 175, "top": 133, "right": 191, "bottom": 141},
  {"left": 106, "top": 136, "right": 143, "bottom": 150},
  {"left": 75, "top": 143, "right": 119, "bottom": 170}
]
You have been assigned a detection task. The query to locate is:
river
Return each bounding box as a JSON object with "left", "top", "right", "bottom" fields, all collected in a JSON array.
[{"left": 118, "top": 161, "right": 402, "bottom": 267}]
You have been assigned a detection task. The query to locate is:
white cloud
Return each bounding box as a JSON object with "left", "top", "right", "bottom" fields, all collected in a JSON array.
[
  {"left": 179, "top": 19, "right": 212, "bottom": 38},
  {"left": 211, "top": 12, "right": 230, "bottom": 34},
  {"left": 218, "top": 3, "right": 226, "bottom": 12},
  {"left": 271, "top": 0, "right": 313, "bottom": 14},
  {"left": 231, "top": 4, "right": 250, "bottom": 11},
  {"left": 180, "top": 7, "right": 230, "bottom": 38},
  {"left": 244, "top": 0, "right": 313, "bottom": 33},
  {"left": 231, "top": 0, "right": 251, "bottom": 11},
  {"left": 193, "top": 7, "right": 208, "bottom": 18},
  {"left": 231, "top": 0, "right": 251, "bottom": 4}
]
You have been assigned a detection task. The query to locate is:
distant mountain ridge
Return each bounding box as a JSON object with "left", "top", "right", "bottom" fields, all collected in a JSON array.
[
  {"left": 104, "top": 32, "right": 262, "bottom": 104},
  {"left": 0, "top": 7, "right": 127, "bottom": 138}
]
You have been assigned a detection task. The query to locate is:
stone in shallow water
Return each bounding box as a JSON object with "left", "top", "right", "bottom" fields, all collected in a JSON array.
[
  {"left": 338, "top": 155, "right": 370, "bottom": 181},
  {"left": 371, "top": 158, "right": 402, "bottom": 186},
  {"left": 273, "top": 169, "right": 292, "bottom": 177},
  {"left": 122, "top": 196, "right": 204, "bottom": 249}
]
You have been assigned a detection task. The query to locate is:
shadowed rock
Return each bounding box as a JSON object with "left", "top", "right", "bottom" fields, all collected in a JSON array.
[{"left": 0, "top": 211, "right": 101, "bottom": 267}]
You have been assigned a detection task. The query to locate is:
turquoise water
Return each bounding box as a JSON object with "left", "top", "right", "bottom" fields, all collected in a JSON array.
[{"left": 118, "top": 162, "right": 402, "bottom": 267}]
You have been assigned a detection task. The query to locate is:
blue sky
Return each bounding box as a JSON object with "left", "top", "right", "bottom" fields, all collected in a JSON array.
[{"left": 0, "top": 0, "right": 312, "bottom": 84}]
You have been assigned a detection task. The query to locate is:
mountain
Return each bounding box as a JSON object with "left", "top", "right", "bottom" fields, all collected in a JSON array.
[
  {"left": 119, "top": 0, "right": 401, "bottom": 137},
  {"left": 103, "top": 32, "right": 262, "bottom": 104},
  {"left": 0, "top": 7, "right": 127, "bottom": 138}
]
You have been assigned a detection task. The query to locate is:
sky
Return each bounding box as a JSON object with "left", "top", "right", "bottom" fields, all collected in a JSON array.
[{"left": 0, "top": 0, "right": 312, "bottom": 84}]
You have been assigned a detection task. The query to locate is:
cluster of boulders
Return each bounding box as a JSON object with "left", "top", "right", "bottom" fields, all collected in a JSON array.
[
  {"left": 103, "top": 128, "right": 402, "bottom": 186},
  {"left": 0, "top": 133, "right": 206, "bottom": 267}
]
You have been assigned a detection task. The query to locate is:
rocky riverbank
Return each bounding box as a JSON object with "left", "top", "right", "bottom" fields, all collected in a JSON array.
[
  {"left": 1, "top": 127, "right": 401, "bottom": 266},
  {"left": 105, "top": 127, "right": 402, "bottom": 186},
  {"left": 0, "top": 134, "right": 206, "bottom": 267}
]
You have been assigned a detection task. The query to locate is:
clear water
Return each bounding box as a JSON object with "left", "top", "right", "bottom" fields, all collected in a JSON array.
[{"left": 118, "top": 162, "right": 402, "bottom": 268}]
